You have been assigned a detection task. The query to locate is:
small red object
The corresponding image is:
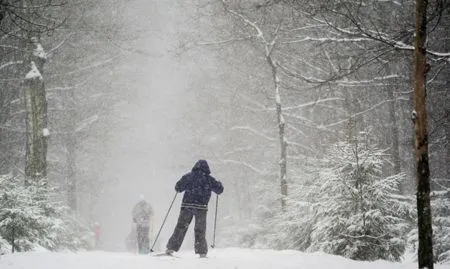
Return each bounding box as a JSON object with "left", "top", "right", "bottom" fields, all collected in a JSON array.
[{"left": 94, "top": 222, "right": 101, "bottom": 243}]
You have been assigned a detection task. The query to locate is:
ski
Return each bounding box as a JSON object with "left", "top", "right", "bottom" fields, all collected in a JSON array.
[{"left": 150, "top": 252, "right": 179, "bottom": 258}]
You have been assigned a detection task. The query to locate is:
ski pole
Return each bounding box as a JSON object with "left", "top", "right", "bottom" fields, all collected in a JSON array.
[
  {"left": 211, "top": 194, "right": 219, "bottom": 248},
  {"left": 150, "top": 192, "right": 178, "bottom": 252}
]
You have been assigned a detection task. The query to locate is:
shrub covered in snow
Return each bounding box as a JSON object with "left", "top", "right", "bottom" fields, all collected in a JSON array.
[
  {"left": 0, "top": 174, "right": 92, "bottom": 252},
  {"left": 307, "top": 137, "right": 415, "bottom": 261},
  {"left": 0, "top": 235, "right": 11, "bottom": 254}
]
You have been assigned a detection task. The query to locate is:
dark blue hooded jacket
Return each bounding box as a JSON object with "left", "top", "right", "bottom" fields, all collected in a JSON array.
[{"left": 175, "top": 160, "right": 223, "bottom": 209}]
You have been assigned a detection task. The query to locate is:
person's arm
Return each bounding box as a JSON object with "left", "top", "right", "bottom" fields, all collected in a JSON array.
[
  {"left": 147, "top": 204, "right": 154, "bottom": 217},
  {"left": 175, "top": 174, "right": 189, "bottom": 192},
  {"left": 210, "top": 176, "right": 224, "bottom": 194},
  {"left": 131, "top": 204, "right": 138, "bottom": 223}
]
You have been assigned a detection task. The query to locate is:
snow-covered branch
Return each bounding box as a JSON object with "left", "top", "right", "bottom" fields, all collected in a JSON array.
[
  {"left": 282, "top": 36, "right": 372, "bottom": 44},
  {"left": 322, "top": 99, "right": 395, "bottom": 128},
  {"left": 47, "top": 33, "right": 74, "bottom": 55},
  {"left": 230, "top": 126, "right": 277, "bottom": 141},
  {"left": 277, "top": 62, "right": 326, "bottom": 83},
  {"left": 223, "top": 146, "right": 254, "bottom": 155},
  {"left": 219, "top": 159, "right": 271, "bottom": 176},
  {"left": 287, "top": 124, "right": 306, "bottom": 138},
  {"left": 196, "top": 35, "right": 256, "bottom": 46},
  {"left": 283, "top": 97, "right": 345, "bottom": 111},
  {"left": 54, "top": 57, "right": 116, "bottom": 76},
  {"left": 302, "top": 10, "right": 450, "bottom": 59},
  {"left": 220, "top": 0, "right": 266, "bottom": 43},
  {"left": 238, "top": 93, "right": 269, "bottom": 110},
  {"left": 75, "top": 115, "right": 99, "bottom": 132},
  {"left": 0, "top": 61, "right": 22, "bottom": 71},
  {"left": 219, "top": 0, "right": 279, "bottom": 56},
  {"left": 287, "top": 140, "right": 314, "bottom": 152},
  {"left": 0, "top": 44, "right": 21, "bottom": 51}
]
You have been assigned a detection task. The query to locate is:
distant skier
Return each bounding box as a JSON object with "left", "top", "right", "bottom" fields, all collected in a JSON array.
[
  {"left": 165, "top": 160, "right": 224, "bottom": 258},
  {"left": 132, "top": 195, "right": 153, "bottom": 254}
]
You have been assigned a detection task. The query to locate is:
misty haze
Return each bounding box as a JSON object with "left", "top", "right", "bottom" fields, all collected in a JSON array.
[{"left": 0, "top": 1, "right": 449, "bottom": 269}]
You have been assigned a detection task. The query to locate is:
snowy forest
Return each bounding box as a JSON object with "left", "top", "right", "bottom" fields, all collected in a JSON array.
[{"left": 0, "top": 0, "right": 449, "bottom": 268}]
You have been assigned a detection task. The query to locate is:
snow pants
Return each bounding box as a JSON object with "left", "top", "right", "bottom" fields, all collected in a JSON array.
[
  {"left": 136, "top": 225, "right": 150, "bottom": 254},
  {"left": 166, "top": 207, "right": 208, "bottom": 254}
]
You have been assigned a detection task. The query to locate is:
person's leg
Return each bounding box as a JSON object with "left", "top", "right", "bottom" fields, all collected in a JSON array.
[
  {"left": 166, "top": 208, "right": 193, "bottom": 252},
  {"left": 194, "top": 209, "right": 208, "bottom": 256},
  {"left": 142, "top": 226, "right": 150, "bottom": 254},
  {"left": 136, "top": 226, "right": 144, "bottom": 254}
]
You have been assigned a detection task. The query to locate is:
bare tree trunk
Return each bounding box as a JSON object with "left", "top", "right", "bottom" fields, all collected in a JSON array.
[
  {"left": 412, "top": 0, "right": 434, "bottom": 268},
  {"left": 24, "top": 36, "right": 48, "bottom": 184},
  {"left": 267, "top": 55, "right": 287, "bottom": 211}
]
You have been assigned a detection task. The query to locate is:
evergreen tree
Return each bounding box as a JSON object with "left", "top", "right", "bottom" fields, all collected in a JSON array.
[
  {"left": 432, "top": 186, "right": 450, "bottom": 263},
  {"left": 0, "top": 175, "right": 44, "bottom": 252},
  {"left": 308, "top": 133, "right": 414, "bottom": 261},
  {"left": 0, "top": 174, "right": 92, "bottom": 252}
]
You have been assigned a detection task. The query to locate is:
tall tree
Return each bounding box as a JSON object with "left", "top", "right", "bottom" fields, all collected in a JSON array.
[
  {"left": 219, "top": 0, "right": 289, "bottom": 210},
  {"left": 23, "top": 36, "right": 48, "bottom": 184},
  {"left": 412, "top": 0, "right": 434, "bottom": 268}
]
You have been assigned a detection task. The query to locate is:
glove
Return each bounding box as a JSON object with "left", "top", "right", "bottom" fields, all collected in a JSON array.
[{"left": 175, "top": 183, "right": 182, "bottom": 192}]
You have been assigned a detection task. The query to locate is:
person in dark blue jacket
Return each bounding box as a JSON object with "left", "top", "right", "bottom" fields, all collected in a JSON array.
[{"left": 165, "top": 160, "right": 223, "bottom": 258}]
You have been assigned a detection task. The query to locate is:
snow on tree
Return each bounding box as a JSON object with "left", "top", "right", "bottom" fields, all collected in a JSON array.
[
  {"left": 0, "top": 174, "right": 92, "bottom": 252},
  {"left": 432, "top": 184, "right": 450, "bottom": 263},
  {"left": 307, "top": 132, "right": 414, "bottom": 261},
  {"left": 409, "top": 178, "right": 450, "bottom": 264},
  {"left": 0, "top": 235, "right": 10, "bottom": 254},
  {"left": 0, "top": 174, "right": 45, "bottom": 252}
]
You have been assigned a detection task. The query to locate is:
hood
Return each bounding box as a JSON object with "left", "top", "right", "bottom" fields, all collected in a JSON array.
[{"left": 192, "top": 160, "right": 211, "bottom": 175}]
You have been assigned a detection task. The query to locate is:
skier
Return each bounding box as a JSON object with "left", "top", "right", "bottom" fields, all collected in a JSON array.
[
  {"left": 132, "top": 195, "right": 153, "bottom": 254},
  {"left": 165, "top": 160, "right": 224, "bottom": 258}
]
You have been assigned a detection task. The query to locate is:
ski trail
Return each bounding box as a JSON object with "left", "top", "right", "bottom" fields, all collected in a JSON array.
[{"left": 2, "top": 248, "right": 450, "bottom": 269}]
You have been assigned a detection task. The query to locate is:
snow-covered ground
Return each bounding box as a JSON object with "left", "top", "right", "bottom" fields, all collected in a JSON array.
[{"left": 1, "top": 248, "right": 450, "bottom": 269}]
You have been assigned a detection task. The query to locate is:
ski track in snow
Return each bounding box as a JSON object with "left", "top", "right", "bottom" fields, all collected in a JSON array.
[{"left": 1, "top": 248, "right": 450, "bottom": 269}]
